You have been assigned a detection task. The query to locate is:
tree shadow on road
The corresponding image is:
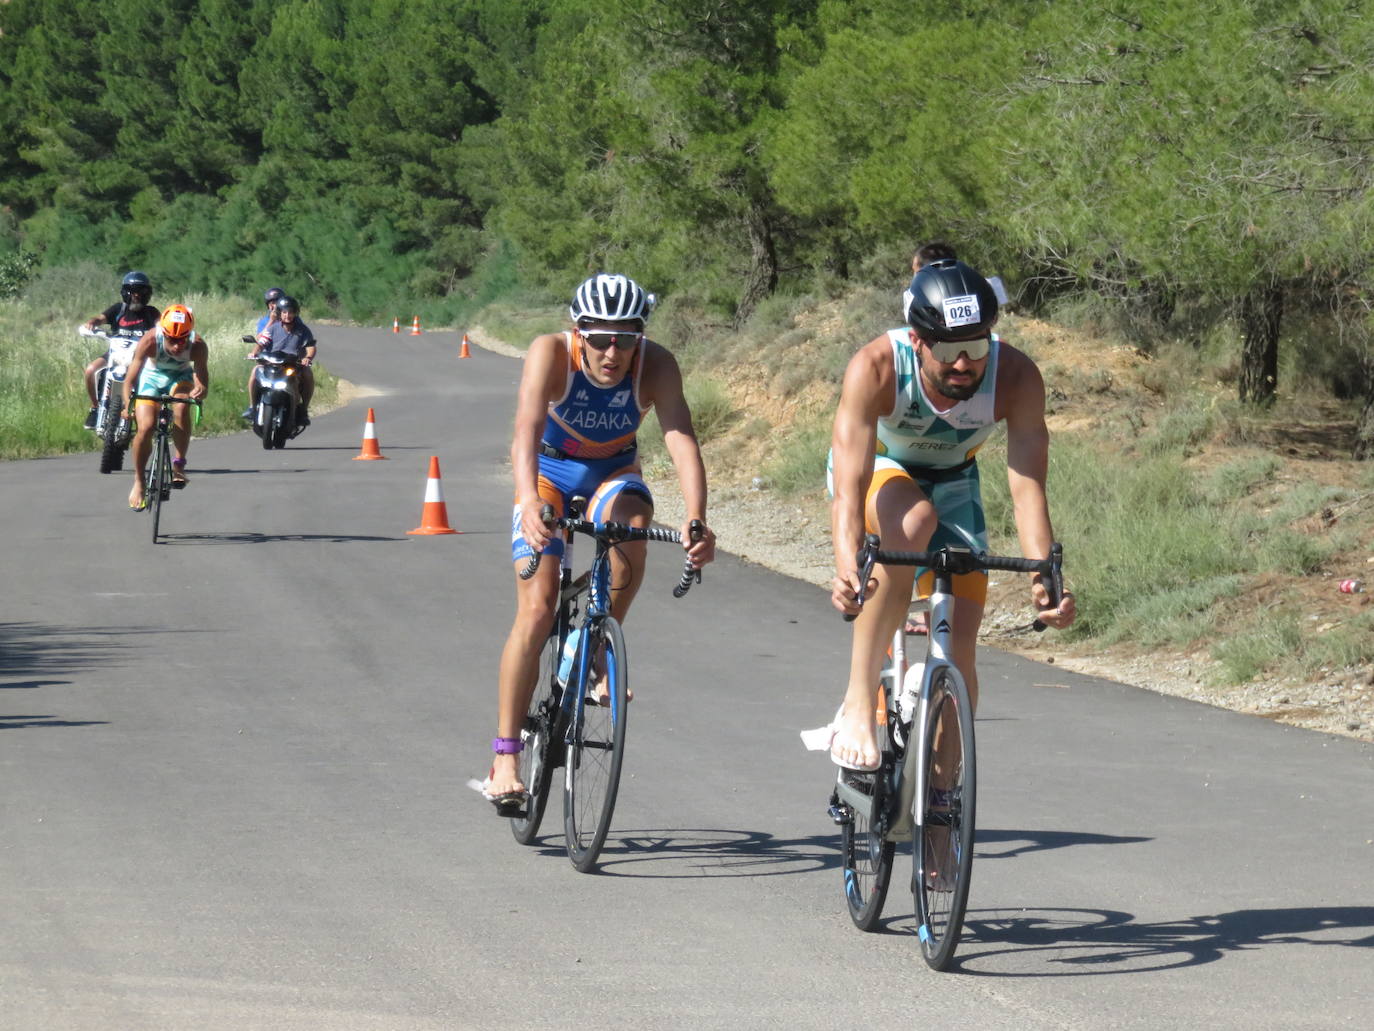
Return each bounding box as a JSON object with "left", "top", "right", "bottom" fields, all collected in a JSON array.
[
  {"left": 0, "top": 622, "right": 138, "bottom": 730},
  {"left": 0, "top": 621, "right": 143, "bottom": 680},
  {"left": 0, "top": 626, "right": 193, "bottom": 731},
  {"left": 1, "top": 713, "right": 108, "bottom": 729},
  {"left": 953, "top": 904, "right": 1374, "bottom": 976}
]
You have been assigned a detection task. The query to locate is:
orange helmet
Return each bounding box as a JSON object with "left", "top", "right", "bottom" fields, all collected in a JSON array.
[{"left": 160, "top": 304, "right": 194, "bottom": 339}]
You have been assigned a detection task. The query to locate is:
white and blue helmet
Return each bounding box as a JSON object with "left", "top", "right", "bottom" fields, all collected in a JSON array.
[{"left": 570, "top": 273, "right": 655, "bottom": 326}]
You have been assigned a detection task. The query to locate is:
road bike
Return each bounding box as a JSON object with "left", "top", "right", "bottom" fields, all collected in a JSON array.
[
  {"left": 830, "top": 536, "right": 1062, "bottom": 969},
  {"left": 511, "top": 498, "right": 703, "bottom": 872},
  {"left": 131, "top": 393, "right": 201, "bottom": 544}
]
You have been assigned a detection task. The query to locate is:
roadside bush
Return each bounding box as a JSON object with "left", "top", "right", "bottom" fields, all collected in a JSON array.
[{"left": 0, "top": 251, "right": 38, "bottom": 299}]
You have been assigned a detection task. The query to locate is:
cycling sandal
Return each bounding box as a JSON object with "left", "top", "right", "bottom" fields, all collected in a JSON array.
[{"left": 171, "top": 458, "right": 188, "bottom": 488}]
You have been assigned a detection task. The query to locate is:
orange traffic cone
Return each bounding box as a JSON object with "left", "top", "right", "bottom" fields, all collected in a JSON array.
[
  {"left": 392, "top": 317, "right": 399, "bottom": 334},
  {"left": 459, "top": 333, "right": 471, "bottom": 358},
  {"left": 410, "top": 315, "right": 422, "bottom": 336},
  {"left": 408, "top": 456, "right": 460, "bottom": 535},
  {"left": 352, "top": 408, "right": 389, "bottom": 461}
]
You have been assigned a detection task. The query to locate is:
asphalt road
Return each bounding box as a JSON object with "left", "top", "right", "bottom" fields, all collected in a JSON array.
[{"left": 3, "top": 325, "right": 1373, "bottom": 1029}]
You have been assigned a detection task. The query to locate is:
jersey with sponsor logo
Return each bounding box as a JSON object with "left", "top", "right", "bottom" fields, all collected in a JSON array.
[
  {"left": 875, "top": 328, "right": 1000, "bottom": 470},
  {"left": 542, "top": 331, "right": 647, "bottom": 459},
  {"left": 100, "top": 302, "right": 161, "bottom": 338}
]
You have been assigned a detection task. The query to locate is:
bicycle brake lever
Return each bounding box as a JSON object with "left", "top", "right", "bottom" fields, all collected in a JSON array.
[
  {"left": 672, "top": 520, "right": 705, "bottom": 598},
  {"left": 1030, "top": 543, "right": 1065, "bottom": 633},
  {"left": 518, "top": 504, "right": 559, "bottom": 581},
  {"left": 843, "top": 534, "right": 881, "bottom": 623}
]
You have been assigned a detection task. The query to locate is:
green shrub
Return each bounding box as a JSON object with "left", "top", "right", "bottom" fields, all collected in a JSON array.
[
  {"left": 762, "top": 414, "right": 832, "bottom": 496},
  {"left": 683, "top": 376, "right": 737, "bottom": 443},
  {"left": 1211, "top": 613, "right": 1303, "bottom": 683},
  {"left": 1200, "top": 454, "right": 1281, "bottom": 505},
  {"left": 0, "top": 251, "right": 38, "bottom": 299}
]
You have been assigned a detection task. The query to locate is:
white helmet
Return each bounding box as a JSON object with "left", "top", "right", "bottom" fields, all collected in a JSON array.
[{"left": 569, "top": 273, "right": 654, "bottom": 326}]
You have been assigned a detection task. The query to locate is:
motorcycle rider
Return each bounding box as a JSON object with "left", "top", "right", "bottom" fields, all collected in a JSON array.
[
  {"left": 123, "top": 304, "right": 210, "bottom": 510},
  {"left": 81, "top": 271, "right": 160, "bottom": 429},
  {"left": 243, "top": 295, "right": 316, "bottom": 425},
  {"left": 256, "top": 286, "right": 285, "bottom": 333}
]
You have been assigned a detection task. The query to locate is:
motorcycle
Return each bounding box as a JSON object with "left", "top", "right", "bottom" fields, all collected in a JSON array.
[
  {"left": 242, "top": 336, "right": 305, "bottom": 450},
  {"left": 80, "top": 325, "right": 139, "bottom": 473}
]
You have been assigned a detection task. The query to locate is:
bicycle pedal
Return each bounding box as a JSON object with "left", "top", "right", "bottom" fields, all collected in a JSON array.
[{"left": 827, "top": 802, "right": 852, "bottom": 826}]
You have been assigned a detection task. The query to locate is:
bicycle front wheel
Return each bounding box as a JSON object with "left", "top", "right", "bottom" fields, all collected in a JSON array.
[
  {"left": 510, "top": 627, "right": 565, "bottom": 845},
  {"left": 148, "top": 435, "right": 167, "bottom": 543},
  {"left": 563, "top": 616, "right": 628, "bottom": 872},
  {"left": 914, "top": 667, "right": 976, "bottom": 971}
]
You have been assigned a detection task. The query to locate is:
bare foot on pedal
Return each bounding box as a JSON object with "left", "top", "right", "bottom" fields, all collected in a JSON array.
[{"left": 829, "top": 702, "right": 880, "bottom": 772}]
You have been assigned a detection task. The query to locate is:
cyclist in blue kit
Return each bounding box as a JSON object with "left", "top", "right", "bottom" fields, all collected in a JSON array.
[{"left": 482, "top": 273, "right": 717, "bottom": 813}]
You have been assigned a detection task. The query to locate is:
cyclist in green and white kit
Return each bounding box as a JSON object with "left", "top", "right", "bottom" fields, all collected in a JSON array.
[
  {"left": 827, "top": 258, "right": 1076, "bottom": 771},
  {"left": 123, "top": 304, "right": 210, "bottom": 511}
]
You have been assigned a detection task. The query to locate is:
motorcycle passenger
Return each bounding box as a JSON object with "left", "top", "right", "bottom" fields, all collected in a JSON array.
[
  {"left": 256, "top": 285, "right": 286, "bottom": 334},
  {"left": 244, "top": 295, "right": 316, "bottom": 425},
  {"left": 81, "top": 271, "right": 160, "bottom": 429},
  {"left": 123, "top": 304, "right": 210, "bottom": 511}
]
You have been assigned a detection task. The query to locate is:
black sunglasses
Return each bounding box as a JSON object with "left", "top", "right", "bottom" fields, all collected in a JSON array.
[{"left": 581, "top": 330, "right": 643, "bottom": 352}]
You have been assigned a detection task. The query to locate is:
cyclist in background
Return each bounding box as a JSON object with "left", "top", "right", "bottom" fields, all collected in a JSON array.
[
  {"left": 122, "top": 304, "right": 209, "bottom": 511},
  {"left": 483, "top": 273, "right": 717, "bottom": 813},
  {"left": 827, "top": 257, "right": 1075, "bottom": 771},
  {"left": 81, "top": 271, "right": 160, "bottom": 429}
]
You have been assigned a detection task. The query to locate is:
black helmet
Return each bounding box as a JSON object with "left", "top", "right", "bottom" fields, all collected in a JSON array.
[
  {"left": 121, "top": 270, "right": 153, "bottom": 304},
  {"left": 902, "top": 259, "right": 999, "bottom": 341},
  {"left": 274, "top": 295, "right": 299, "bottom": 314},
  {"left": 263, "top": 286, "right": 285, "bottom": 305}
]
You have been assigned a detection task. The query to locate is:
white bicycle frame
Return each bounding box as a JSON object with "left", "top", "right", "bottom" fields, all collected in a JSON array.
[{"left": 832, "top": 578, "right": 973, "bottom": 843}]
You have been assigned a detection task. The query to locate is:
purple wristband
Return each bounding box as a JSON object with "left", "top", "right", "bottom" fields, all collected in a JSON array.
[{"left": 492, "top": 736, "right": 524, "bottom": 755}]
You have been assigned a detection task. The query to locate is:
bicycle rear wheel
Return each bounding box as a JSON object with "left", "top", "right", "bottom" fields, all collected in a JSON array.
[
  {"left": 914, "top": 667, "right": 976, "bottom": 971},
  {"left": 563, "top": 616, "right": 628, "bottom": 872},
  {"left": 841, "top": 765, "right": 896, "bottom": 930},
  {"left": 510, "top": 626, "right": 565, "bottom": 845}
]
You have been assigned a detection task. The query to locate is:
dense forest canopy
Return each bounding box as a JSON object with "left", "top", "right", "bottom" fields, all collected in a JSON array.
[{"left": 2, "top": 0, "right": 1373, "bottom": 447}]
